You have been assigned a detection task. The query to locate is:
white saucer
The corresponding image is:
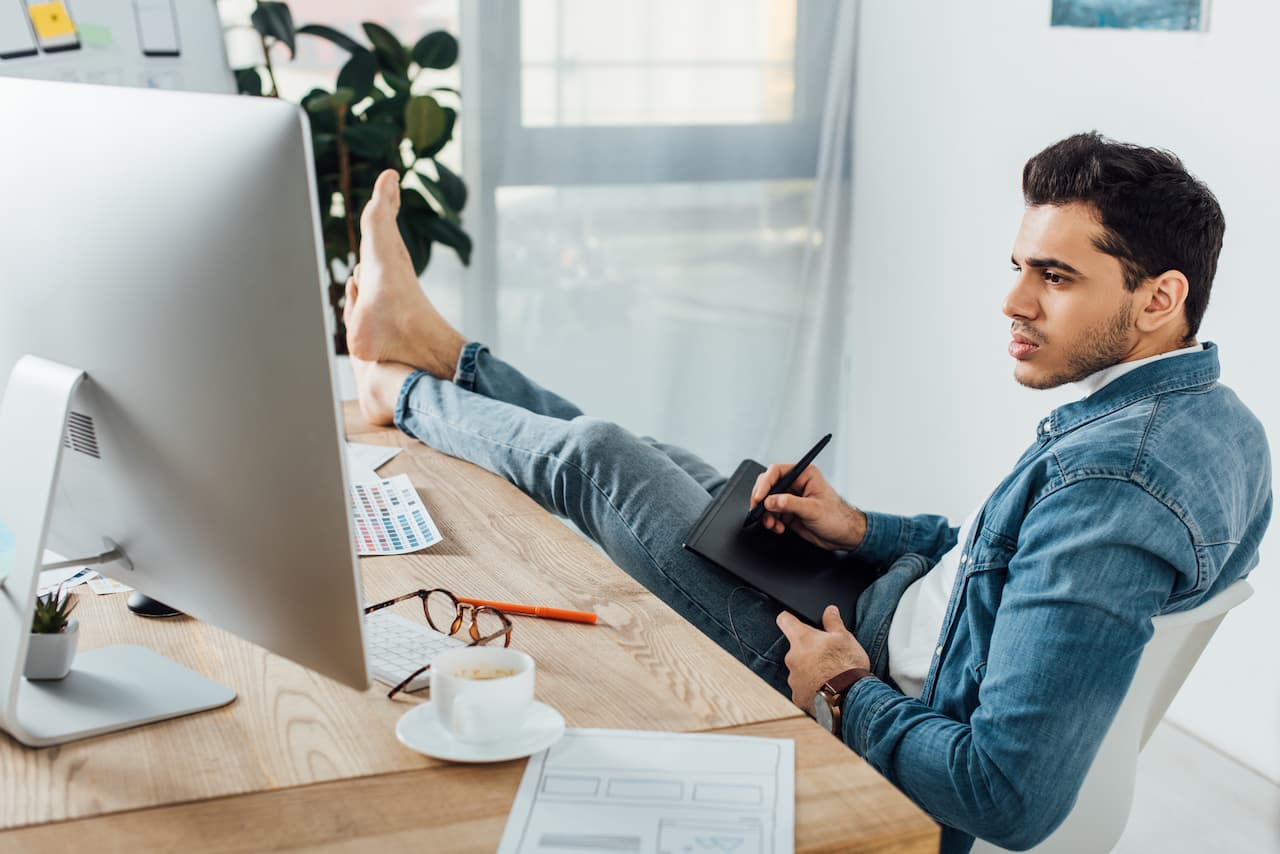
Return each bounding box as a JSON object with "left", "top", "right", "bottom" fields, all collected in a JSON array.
[{"left": 396, "top": 700, "right": 565, "bottom": 763}]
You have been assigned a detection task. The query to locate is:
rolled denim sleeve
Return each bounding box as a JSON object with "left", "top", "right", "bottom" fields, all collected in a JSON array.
[
  {"left": 851, "top": 510, "right": 959, "bottom": 566},
  {"left": 841, "top": 479, "right": 1187, "bottom": 850}
]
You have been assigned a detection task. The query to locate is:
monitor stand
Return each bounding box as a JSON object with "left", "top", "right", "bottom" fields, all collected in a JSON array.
[{"left": 0, "top": 355, "right": 235, "bottom": 747}]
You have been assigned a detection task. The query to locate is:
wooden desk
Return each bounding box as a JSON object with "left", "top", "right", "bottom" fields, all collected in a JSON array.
[{"left": 0, "top": 403, "right": 937, "bottom": 853}]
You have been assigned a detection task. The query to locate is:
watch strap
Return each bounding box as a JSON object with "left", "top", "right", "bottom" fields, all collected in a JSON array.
[{"left": 824, "top": 667, "right": 874, "bottom": 697}]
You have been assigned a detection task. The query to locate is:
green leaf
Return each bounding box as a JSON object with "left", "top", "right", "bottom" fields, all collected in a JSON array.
[
  {"left": 363, "top": 21, "right": 408, "bottom": 76},
  {"left": 306, "top": 108, "right": 338, "bottom": 135},
  {"left": 336, "top": 49, "right": 378, "bottom": 101},
  {"left": 398, "top": 214, "right": 432, "bottom": 274},
  {"left": 421, "top": 216, "right": 472, "bottom": 266},
  {"left": 382, "top": 69, "right": 412, "bottom": 94},
  {"left": 362, "top": 92, "right": 409, "bottom": 126},
  {"left": 234, "top": 67, "right": 262, "bottom": 95},
  {"left": 412, "top": 31, "right": 458, "bottom": 69},
  {"left": 431, "top": 160, "right": 467, "bottom": 212},
  {"left": 296, "top": 23, "right": 365, "bottom": 54},
  {"left": 404, "top": 95, "right": 445, "bottom": 155},
  {"left": 416, "top": 107, "right": 456, "bottom": 159},
  {"left": 341, "top": 122, "right": 396, "bottom": 159},
  {"left": 399, "top": 187, "right": 431, "bottom": 212},
  {"left": 251, "top": 2, "right": 296, "bottom": 59},
  {"left": 416, "top": 176, "right": 458, "bottom": 223}
]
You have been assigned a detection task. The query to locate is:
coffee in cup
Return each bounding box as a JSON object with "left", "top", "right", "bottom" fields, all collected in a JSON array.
[{"left": 431, "top": 647, "right": 535, "bottom": 744}]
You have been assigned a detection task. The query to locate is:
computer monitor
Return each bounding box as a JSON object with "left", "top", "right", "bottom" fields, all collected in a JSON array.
[{"left": 0, "top": 78, "right": 368, "bottom": 746}]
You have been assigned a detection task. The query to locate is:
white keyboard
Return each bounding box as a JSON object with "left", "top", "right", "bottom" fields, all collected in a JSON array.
[{"left": 365, "top": 610, "right": 464, "bottom": 693}]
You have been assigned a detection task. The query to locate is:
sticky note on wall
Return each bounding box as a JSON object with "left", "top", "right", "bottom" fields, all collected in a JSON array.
[
  {"left": 0, "top": 1, "right": 38, "bottom": 59},
  {"left": 133, "top": 0, "right": 179, "bottom": 57},
  {"left": 27, "top": 0, "right": 78, "bottom": 52}
]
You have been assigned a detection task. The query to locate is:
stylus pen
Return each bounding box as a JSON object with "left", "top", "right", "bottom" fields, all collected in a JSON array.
[
  {"left": 743, "top": 433, "right": 833, "bottom": 528},
  {"left": 457, "top": 597, "right": 598, "bottom": 625}
]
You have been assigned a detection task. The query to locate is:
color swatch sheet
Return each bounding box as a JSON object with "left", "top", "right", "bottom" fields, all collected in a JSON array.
[{"left": 350, "top": 474, "right": 443, "bottom": 556}]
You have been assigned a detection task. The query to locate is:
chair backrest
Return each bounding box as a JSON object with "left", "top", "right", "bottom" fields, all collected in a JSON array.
[{"left": 972, "top": 578, "right": 1254, "bottom": 854}]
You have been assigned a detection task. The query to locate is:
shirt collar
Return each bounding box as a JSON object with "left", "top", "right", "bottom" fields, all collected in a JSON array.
[
  {"left": 1037, "top": 342, "right": 1220, "bottom": 439},
  {"left": 1072, "top": 342, "right": 1206, "bottom": 398}
]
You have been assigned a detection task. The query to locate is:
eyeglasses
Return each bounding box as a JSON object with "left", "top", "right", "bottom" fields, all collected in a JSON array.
[{"left": 363, "top": 588, "right": 513, "bottom": 699}]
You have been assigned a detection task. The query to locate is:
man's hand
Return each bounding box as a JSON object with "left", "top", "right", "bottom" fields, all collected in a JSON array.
[
  {"left": 776, "top": 605, "right": 870, "bottom": 710},
  {"left": 750, "top": 464, "right": 866, "bottom": 551}
]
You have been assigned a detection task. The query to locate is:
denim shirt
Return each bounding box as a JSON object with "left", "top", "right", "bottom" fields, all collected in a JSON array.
[{"left": 842, "top": 342, "right": 1272, "bottom": 853}]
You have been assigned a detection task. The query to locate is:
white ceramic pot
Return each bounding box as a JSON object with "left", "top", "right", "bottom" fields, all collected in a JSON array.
[{"left": 24, "top": 619, "right": 79, "bottom": 680}]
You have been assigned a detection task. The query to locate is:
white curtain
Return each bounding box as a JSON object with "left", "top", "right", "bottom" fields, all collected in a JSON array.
[
  {"left": 761, "top": 0, "right": 858, "bottom": 478},
  {"left": 461, "top": 0, "right": 858, "bottom": 478},
  {"left": 239, "top": 0, "right": 860, "bottom": 479}
]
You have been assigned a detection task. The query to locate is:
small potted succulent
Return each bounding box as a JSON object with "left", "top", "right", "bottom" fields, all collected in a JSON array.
[{"left": 25, "top": 586, "right": 79, "bottom": 680}]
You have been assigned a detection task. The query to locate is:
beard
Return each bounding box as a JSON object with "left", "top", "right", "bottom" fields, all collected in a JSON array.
[{"left": 1015, "top": 301, "right": 1135, "bottom": 390}]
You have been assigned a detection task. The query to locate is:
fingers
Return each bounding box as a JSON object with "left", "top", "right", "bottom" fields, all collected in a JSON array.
[
  {"left": 750, "top": 463, "right": 828, "bottom": 505},
  {"left": 763, "top": 492, "right": 819, "bottom": 522},
  {"left": 751, "top": 465, "right": 789, "bottom": 505},
  {"left": 821, "top": 604, "right": 845, "bottom": 634},
  {"left": 775, "top": 610, "right": 804, "bottom": 640}
]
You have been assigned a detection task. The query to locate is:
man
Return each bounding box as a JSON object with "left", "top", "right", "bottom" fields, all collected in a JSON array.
[{"left": 345, "top": 133, "right": 1271, "bottom": 853}]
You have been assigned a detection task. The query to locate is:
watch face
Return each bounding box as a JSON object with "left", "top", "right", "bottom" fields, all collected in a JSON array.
[{"left": 813, "top": 692, "right": 833, "bottom": 732}]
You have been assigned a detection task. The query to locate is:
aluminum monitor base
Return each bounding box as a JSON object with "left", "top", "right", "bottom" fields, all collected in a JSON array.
[{"left": 15, "top": 644, "right": 234, "bottom": 746}]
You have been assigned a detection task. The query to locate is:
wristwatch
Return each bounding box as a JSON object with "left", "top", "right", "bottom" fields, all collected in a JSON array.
[{"left": 812, "top": 667, "right": 874, "bottom": 734}]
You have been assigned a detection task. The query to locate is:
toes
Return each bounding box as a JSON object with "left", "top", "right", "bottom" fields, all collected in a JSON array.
[
  {"left": 359, "top": 172, "right": 400, "bottom": 238},
  {"left": 343, "top": 276, "right": 358, "bottom": 326},
  {"left": 372, "top": 170, "right": 400, "bottom": 212}
]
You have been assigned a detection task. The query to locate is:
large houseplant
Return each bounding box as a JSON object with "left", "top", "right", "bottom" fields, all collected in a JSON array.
[{"left": 232, "top": 2, "right": 471, "bottom": 354}]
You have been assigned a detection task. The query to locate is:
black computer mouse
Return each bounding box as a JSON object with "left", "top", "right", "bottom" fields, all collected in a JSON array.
[{"left": 126, "top": 593, "right": 184, "bottom": 618}]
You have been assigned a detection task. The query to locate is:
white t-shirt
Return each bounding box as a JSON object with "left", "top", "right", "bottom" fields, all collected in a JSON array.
[{"left": 885, "top": 343, "right": 1203, "bottom": 698}]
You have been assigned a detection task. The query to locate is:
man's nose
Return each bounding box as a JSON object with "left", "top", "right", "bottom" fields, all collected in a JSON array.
[{"left": 1002, "top": 273, "right": 1038, "bottom": 321}]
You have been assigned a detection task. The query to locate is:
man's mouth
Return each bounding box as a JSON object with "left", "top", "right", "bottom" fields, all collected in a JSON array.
[{"left": 1008, "top": 332, "right": 1040, "bottom": 360}]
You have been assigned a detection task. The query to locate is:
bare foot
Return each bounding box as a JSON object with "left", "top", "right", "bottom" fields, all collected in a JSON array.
[
  {"left": 350, "top": 353, "right": 413, "bottom": 427},
  {"left": 345, "top": 170, "right": 466, "bottom": 378}
]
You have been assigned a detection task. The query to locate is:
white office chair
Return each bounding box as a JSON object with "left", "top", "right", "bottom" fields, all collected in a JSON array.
[{"left": 972, "top": 578, "right": 1255, "bottom": 854}]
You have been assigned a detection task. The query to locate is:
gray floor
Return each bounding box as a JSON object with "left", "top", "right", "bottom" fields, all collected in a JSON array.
[{"left": 1116, "top": 721, "right": 1280, "bottom": 853}]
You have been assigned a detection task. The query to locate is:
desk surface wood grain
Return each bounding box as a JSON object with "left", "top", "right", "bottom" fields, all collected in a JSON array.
[{"left": 0, "top": 403, "right": 937, "bottom": 852}]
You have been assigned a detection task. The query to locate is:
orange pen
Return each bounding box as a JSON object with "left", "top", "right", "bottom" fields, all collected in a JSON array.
[{"left": 457, "top": 597, "right": 598, "bottom": 625}]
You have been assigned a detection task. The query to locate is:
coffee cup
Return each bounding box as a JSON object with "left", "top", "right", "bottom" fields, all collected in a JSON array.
[{"left": 430, "top": 647, "right": 535, "bottom": 744}]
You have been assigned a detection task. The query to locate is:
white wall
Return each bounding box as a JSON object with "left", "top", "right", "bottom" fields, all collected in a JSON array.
[{"left": 842, "top": 0, "right": 1280, "bottom": 782}]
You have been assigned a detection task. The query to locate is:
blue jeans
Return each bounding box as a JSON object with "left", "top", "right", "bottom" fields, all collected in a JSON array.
[{"left": 394, "top": 342, "right": 907, "bottom": 699}]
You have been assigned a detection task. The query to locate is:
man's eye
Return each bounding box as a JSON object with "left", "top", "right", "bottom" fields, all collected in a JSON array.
[
  {"left": 1043, "top": 271, "right": 1066, "bottom": 284},
  {"left": 1011, "top": 264, "right": 1021, "bottom": 273}
]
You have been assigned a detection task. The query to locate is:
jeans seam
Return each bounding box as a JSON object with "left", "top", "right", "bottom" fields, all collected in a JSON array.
[
  {"left": 453, "top": 341, "right": 486, "bottom": 391},
  {"left": 402, "top": 400, "right": 751, "bottom": 646}
]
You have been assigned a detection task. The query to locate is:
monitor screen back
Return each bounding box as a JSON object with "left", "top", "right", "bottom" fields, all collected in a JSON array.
[{"left": 0, "top": 78, "right": 368, "bottom": 690}]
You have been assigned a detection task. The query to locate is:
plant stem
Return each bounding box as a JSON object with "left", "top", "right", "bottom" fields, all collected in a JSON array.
[
  {"left": 335, "top": 105, "right": 358, "bottom": 267},
  {"left": 258, "top": 33, "right": 280, "bottom": 97},
  {"left": 332, "top": 104, "right": 358, "bottom": 354}
]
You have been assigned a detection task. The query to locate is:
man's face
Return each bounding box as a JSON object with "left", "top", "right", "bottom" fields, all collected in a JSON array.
[{"left": 1005, "top": 203, "right": 1139, "bottom": 390}]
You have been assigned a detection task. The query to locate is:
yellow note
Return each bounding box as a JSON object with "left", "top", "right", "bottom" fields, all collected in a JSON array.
[{"left": 29, "top": 2, "right": 76, "bottom": 39}]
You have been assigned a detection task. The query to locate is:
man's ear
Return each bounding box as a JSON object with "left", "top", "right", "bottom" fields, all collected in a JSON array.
[{"left": 1135, "top": 270, "right": 1190, "bottom": 336}]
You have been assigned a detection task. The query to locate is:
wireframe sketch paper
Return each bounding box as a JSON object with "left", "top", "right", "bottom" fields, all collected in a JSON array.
[
  {"left": 498, "top": 728, "right": 795, "bottom": 854},
  {"left": 349, "top": 474, "right": 442, "bottom": 556}
]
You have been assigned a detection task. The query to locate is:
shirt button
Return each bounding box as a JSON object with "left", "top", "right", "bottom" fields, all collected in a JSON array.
[
  {"left": 960, "top": 553, "right": 968, "bottom": 564},
  {"left": 935, "top": 646, "right": 943, "bottom": 657}
]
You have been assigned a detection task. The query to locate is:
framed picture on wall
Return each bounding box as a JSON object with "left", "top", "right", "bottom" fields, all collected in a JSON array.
[{"left": 1051, "top": 0, "right": 1208, "bottom": 31}]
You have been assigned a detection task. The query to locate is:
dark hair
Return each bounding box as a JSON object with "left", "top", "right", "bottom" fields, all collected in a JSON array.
[{"left": 1022, "top": 132, "right": 1224, "bottom": 342}]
